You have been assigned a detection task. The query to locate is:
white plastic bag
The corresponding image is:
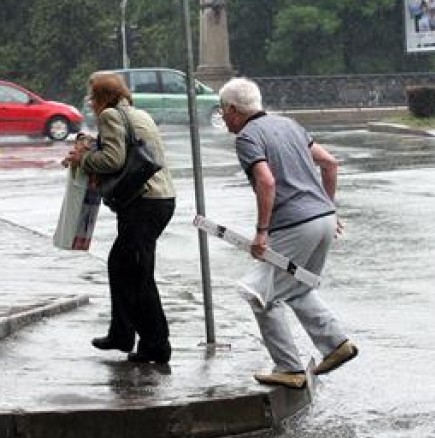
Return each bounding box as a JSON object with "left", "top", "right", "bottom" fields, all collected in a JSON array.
[
  {"left": 53, "top": 166, "right": 101, "bottom": 251},
  {"left": 237, "top": 262, "right": 275, "bottom": 312}
]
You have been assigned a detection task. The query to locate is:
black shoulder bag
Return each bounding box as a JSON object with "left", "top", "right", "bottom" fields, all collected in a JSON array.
[{"left": 98, "top": 107, "right": 162, "bottom": 212}]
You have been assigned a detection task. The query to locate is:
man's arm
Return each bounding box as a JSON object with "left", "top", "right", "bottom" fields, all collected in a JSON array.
[
  {"left": 311, "top": 141, "right": 343, "bottom": 235},
  {"left": 250, "top": 161, "right": 275, "bottom": 259},
  {"left": 310, "top": 142, "right": 338, "bottom": 201}
]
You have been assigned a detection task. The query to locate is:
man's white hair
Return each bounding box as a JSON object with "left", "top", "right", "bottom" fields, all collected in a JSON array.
[{"left": 219, "top": 77, "right": 263, "bottom": 114}]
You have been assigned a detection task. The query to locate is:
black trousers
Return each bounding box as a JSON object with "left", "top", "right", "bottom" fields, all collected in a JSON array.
[{"left": 107, "top": 197, "right": 175, "bottom": 351}]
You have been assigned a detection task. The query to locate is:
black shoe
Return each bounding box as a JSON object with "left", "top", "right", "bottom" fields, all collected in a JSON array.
[
  {"left": 91, "top": 336, "right": 133, "bottom": 353},
  {"left": 127, "top": 342, "right": 171, "bottom": 364}
]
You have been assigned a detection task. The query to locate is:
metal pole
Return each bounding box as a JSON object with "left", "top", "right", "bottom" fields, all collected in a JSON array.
[
  {"left": 181, "top": 0, "right": 215, "bottom": 344},
  {"left": 120, "top": 0, "right": 129, "bottom": 69}
]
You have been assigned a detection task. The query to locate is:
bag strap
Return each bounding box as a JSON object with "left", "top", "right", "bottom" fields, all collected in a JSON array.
[{"left": 116, "top": 107, "right": 136, "bottom": 146}]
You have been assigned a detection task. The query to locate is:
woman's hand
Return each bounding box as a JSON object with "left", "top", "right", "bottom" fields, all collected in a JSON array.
[
  {"left": 65, "top": 148, "right": 84, "bottom": 167},
  {"left": 61, "top": 135, "right": 91, "bottom": 167}
]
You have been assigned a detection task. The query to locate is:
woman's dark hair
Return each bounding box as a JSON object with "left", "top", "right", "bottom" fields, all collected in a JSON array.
[{"left": 90, "top": 73, "right": 133, "bottom": 109}]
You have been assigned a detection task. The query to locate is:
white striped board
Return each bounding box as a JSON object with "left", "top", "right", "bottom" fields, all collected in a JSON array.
[{"left": 193, "top": 215, "right": 321, "bottom": 289}]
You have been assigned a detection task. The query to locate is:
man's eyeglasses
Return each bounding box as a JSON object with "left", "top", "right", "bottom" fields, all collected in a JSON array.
[{"left": 220, "top": 101, "right": 230, "bottom": 115}]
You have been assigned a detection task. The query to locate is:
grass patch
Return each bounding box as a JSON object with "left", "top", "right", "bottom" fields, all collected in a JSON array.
[{"left": 384, "top": 112, "right": 435, "bottom": 130}]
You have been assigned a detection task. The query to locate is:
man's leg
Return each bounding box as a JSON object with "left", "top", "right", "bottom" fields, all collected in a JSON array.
[
  {"left": 252, "top": 300, "right": 308, "bottom": 389},
  {"left": 254, "top": 301, "right": 305, "bottom": 372},
  {"left": 279, "top": 216, "right": 357, "bottom": 372},
  {"left": 270, "top": 216, "right": 346, "bottom": 354}
]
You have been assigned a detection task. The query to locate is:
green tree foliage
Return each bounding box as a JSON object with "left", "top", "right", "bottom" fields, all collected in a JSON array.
[
  {"left": 0, "top": 0, "right": 121, "bottom": 104},
  {"left": 1, "top": 0, "right": 434, "bottom": 105},
  {"left": 267, "top": 4, "right": 341, "bottom": 74},
  {"left": 0, "top": 0, "right": 197, "bottom": 104},
  {"left": 128, "top": 0, "right": 197, "bottom": 68},
  {"left": 29, "top": 0, "right": 120, "bottom": 103},
  {"left": 0, "top": 0, "right": 36, "bottom": 85},
  {"left": 264, "top": 0, "right": 435, "bottom": 75},
  {"left": 227, "top": 0, "right": 279, "bottom": 75}
]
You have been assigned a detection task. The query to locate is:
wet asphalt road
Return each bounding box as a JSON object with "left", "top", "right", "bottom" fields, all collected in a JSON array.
[
  {"left": 283, "top": 131, "right": 435, "bottom": 438},
  {"left": 0, "top": 126, "right": 435, "bottom": 437}
]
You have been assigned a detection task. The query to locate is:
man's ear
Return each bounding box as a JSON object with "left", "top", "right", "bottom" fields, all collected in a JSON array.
[{"left": 228, "top": 104, "right": 237, "bottom": 114}]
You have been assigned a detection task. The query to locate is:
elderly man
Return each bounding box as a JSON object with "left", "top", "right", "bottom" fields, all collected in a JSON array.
[{"left": 219, "top": 77, "right": 358, "bottom": 388}]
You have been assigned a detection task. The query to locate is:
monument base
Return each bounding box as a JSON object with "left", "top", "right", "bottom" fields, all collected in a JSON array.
[{"left": 196, "top": 65, "right": 235, "bottom": 92}]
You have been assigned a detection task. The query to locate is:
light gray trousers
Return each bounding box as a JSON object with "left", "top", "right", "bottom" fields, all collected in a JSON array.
[{"left": 241, "top": 214, "right": 347, "bottom": 372}]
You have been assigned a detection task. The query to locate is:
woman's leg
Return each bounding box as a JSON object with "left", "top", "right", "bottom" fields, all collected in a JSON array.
[{"left": 122, "top": 198, "right": 175, "bottom": 360}]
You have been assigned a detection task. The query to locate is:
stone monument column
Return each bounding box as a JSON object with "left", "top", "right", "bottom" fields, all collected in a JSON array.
[{"left": 196, "top": 0, "right": 234, "bottom": 91}]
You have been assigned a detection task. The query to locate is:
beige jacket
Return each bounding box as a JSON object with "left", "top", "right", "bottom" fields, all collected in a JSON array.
[{"left": 81, "top": 99, "right": 175, "bottom": 199}]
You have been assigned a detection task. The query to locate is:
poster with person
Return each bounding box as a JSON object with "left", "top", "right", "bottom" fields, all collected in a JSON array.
[{"left": 405, "top": 0, "right": 435, "bottom": 52}]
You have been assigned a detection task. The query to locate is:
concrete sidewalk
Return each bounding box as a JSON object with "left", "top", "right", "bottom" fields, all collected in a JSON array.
[
  {"left": 0, "top": 220, "right": 313, "bottom": 438},
  {"left": 0, "top": 219, "right": 91, "bottom": 340},
  {"left": 0, "top": 134, "right": 315, "bottom": 438}
]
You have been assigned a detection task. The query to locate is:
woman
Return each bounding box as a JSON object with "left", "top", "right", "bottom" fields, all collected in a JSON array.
[{"left": 66, "top": 73, "right": 176, "bottom": 363}]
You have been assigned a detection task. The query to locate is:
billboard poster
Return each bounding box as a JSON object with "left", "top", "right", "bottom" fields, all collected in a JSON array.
[{"left": 405, "top": 0, "right": 435, "bottom": 52}]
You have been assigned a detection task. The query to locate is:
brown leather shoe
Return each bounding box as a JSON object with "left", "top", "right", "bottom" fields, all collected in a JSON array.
[
  {"left": 254, "top": 371, "right": 306, "bottom": 389},
  {"left": 314, "top": 340, "right": 358, "bottom": 375}
]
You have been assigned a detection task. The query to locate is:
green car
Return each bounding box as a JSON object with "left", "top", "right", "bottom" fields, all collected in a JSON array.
[{"left": 83, "top": 67, "right": 223, "bottom": 128}]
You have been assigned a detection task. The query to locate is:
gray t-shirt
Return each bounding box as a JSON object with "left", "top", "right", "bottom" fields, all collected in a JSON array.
[{"left": 236, "top": 113, "right": 335, "bottom": 232}]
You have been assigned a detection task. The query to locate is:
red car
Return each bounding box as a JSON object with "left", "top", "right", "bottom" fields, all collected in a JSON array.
[{"left": 0, "top": 80, "right": 83, "bottom": 141}]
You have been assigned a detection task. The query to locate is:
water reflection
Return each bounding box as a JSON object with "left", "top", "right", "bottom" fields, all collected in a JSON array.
[
  {"left": 316, "top": 130, "right": 435, "bottom": 174},
  {"left": 105, "top": 360, "right": 172, "bottom": 401}
]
